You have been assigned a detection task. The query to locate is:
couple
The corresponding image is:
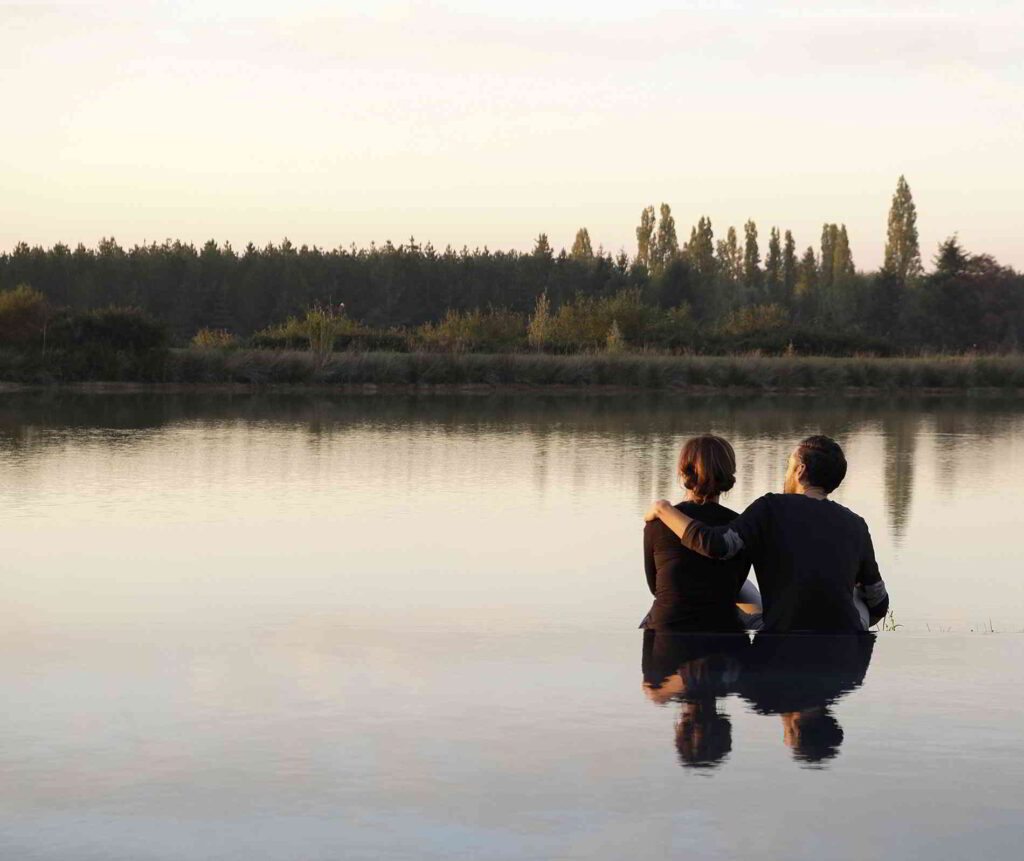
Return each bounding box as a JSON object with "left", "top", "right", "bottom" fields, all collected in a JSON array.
[{"left": 642, "top": 434, "right": 889, "bottom": 633}]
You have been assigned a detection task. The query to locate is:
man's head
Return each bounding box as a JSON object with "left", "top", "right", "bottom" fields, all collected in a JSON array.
[
  {"left": 782, "top": 708, "right": 844, "bottom": 764},
  {"left": 784, "top": 435, "right": 847, "bottom": 495}
]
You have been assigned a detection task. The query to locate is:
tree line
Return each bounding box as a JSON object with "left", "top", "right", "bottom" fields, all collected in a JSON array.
[{"left": 1, "top": 176, "right": 1021, "bottom": 354}]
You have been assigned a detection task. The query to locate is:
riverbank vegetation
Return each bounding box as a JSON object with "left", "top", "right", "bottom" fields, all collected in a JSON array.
[{"left": 2, "top": 176, "right": 1023, "bottom": 388}]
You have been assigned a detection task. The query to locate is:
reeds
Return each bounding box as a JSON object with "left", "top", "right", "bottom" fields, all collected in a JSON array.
[{"left": 156, "top": 349, "right": 1024, "bottom": 390}]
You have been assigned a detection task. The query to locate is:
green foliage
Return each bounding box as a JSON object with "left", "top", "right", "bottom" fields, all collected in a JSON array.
[
  {"left": 605, "top": 320, "right": 625, "bottom": 354},
  {"left": 0, "top": 284, "right": 48, "bottom": 347},
  {"left": 417, "top": 308, "right": 526, "bottom": 353},
  {"left": 43, "top": 307, "right": 170, "bottom": 381},
  {"left": 192, "top": 328, "right": 238, "bottom": 349},
  {"left": 651, "top": 203, "right": 679, "bottom": 275},
  {"left": 159, "top": 348, "right": 1024, "bottom": 390},
  {"left": 2, "top": 176, "right": 1022, "bottom": 358},
  {"left": 635, "top": 205, "right": 656, "bottom": 271},
  {"left": 884, "top": 174, "right": 923, "bottom": 287},
  {"left": 545, "top": 289, "right": 658, "bottom": 351},
  {"left": 719, "top": 303, "right": 789, "bottom": 337},
  {"left": 570, "top": 228, "right": 593, "bottom": 260},
  {"left": 527, "top": 292, "right": 551, "bottom": 350}
]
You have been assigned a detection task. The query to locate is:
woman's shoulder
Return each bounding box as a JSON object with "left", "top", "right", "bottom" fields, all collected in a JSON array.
[{"left": 677, "top": 500, "right": 741, "bottom": 524}]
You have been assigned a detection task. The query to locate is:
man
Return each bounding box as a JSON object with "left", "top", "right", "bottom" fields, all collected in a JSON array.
[{"left": 644, "top": 435, "right": 889, "bottom": 633}]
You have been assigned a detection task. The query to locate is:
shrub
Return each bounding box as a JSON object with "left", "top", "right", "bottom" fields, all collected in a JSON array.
[
  {"left": 0, "top": 284, "right": 49, "bottom": 347},
  {"left": 416, "top": 308, "right": 526, "bottom": 353},
  {"left": 191, "top": 328, "right": 238, "bottom": 349}
]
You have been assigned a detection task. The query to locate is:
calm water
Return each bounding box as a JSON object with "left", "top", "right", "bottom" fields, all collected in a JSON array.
[{"left": 0, "top": 391, "right": 1022, "bottom": 860}]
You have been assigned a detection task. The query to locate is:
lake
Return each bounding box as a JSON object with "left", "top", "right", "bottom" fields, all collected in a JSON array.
[{"left": 0, "top": 390, "right": 1021, "bottom": 860}]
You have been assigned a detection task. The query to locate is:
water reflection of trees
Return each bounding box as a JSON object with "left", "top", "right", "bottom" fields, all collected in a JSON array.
[{"left": 1, "top": 391, "right": 1022, "bottom": 541}]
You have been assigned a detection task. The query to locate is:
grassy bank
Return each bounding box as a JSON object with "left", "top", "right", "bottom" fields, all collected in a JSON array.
[{"left": 145, "top": 349, "right": 1024, "bottom": 391}]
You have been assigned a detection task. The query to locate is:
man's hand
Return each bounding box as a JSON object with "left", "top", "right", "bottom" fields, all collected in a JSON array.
[{"left": 644, "top": 499, "right": 672, "bottom": 522}]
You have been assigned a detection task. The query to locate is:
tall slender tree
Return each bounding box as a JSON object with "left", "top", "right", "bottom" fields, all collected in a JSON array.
[
  {"left": 883, "top": 175, "right": 923, "bottom": 286},
  {"left": 684, "top": 216, "right": 716, "bottom": 287},
  {"left": 764, "top": 227, "right": 782, "bottom": 301},
  {"left": 819, "top": 223, "right": 837, "bottom": 290},
  {"left": 652, "top": 203, "right": 679, "bottom": 274},
  {"left": 782, "top": 230, "right": 797, "bottom": 302},
  {"left": 833, "top": 225, "right": 855, "bottom": 279},
  {"left": 570, "top": 228, "right": 593, "bottom": 260},
  {"left": 743, "top": 219, "right": 762, "bottom": 297},
  {"left": 796, "top": 246, "right": 819, "bottom": 320},
  {"left": 635, "top": 205, "right": 656, "bottom": 270}
]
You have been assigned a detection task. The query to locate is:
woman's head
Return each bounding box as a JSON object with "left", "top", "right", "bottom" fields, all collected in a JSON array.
[{"left": 678, "top": 435, "right": 736, "bottom": 503}]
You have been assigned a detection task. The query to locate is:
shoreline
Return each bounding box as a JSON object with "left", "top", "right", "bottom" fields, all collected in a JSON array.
[
  {"left": 2, "top": 380, "right": 1022, "bottom": 398},
  {"left": 2, "top": 348, "right": 1023, "bottom": 396}
]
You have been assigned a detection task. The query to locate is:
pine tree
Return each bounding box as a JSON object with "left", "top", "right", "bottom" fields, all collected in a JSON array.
[
  {"left": 651, "top": 203, "right": 679, "bottom": 274},
  {"left": 782, "top": 230, "right": 797, "bottom": 303},
  {"left": 743, "top": 219, "right": 762, "bottom": 296},
  {"left": 570, "top": 228, "right": 593, "bottom": 260},
  {"left": 883, "top": 175, "right": 923, "bottom": 285},
  {"left": 764, "top": 227, "right": 782, "bottom": 301},
  {"left": 635, "top": 206, "right": 655, "bottom": 270},
  {"left": 533, "top": 233, "right": 553, "bottom": 259}
]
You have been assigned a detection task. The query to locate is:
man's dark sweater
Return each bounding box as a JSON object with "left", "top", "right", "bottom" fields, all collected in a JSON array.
[{"left": 680, "top": 493, "right": 888, "bottom": 633}]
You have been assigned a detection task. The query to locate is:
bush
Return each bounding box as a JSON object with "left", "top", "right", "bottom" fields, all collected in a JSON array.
[
  {"left": 45, "top": 307, "right": 170, "bottom": 381},
  {"left": 0, "top": 284, "right": 49, "bottom": 347},
  {"left": 416, "top": 308, "right": 526, "bottom": 353},
  {"left": 192, "top": 328, "right": 238, "bottom": 349}
]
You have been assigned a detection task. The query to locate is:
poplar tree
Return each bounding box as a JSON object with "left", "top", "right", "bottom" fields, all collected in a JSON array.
[
  {"left": 684, "top": 216, "right": 716, "bottom": 286},
  {"left": 743, "top": 219, "right": 762, "bottom": 296},
  {"left": 883, "top": 175, "right": 923, "bottom": 285},
  {"left": 782, "top": 230, "right": 797, "bottom": 302},
  {"left": 796, "top": 246, "right": 819, "bottom": 320},
  {"left": 635, "top": 206, "right": 656, "bottom": 270},
  {"left": 764, "top": 227, "right": 782, "bottom": 300},
  {"left": 570, "top": 228, "right": 593, "bottom": 260},
  {"left": 652, "top": 203, "right": 679, "bottom": 274},
  {"left": 716, "top": 227, "right": 743, "bottom": 285},
  {"left": 833, "top": 225, "right": 855, "bottom": 279},
  {"left": 819, "top": 223, "right": 837, "bottom": 290}
]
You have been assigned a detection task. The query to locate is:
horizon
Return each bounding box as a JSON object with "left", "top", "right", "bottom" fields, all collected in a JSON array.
[{"left": 3, "top": 1, "right": 1022, "bottom": 268}]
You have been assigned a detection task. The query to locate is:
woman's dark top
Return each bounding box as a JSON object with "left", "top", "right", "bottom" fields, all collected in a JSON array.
[{"left": 642, "top": 501, "right": 751, "bottom": 632}]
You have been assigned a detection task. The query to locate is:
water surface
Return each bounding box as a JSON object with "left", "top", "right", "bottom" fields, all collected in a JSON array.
[{"left": 0, "top": 391, "right": 1021, "bottom": 859}]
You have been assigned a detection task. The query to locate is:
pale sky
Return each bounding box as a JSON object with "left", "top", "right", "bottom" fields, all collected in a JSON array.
[{"left": 2, "top": 0, "right": 1022, "bottom": 269}]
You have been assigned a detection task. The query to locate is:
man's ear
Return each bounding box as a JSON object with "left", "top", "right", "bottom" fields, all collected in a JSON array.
[{"left": 795, "top": 461, "right": 807, "bottom": 486}]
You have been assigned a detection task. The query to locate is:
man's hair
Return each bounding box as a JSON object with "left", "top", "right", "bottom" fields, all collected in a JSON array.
[
  {"left": 795, "top": 435, "right": 847, "bottom": 493},
  {"left": 678, "top": 435, "right": 736, "bottom": 502},
  {"left": 790, "top": 711, "right": 844, "bottom": 764}
]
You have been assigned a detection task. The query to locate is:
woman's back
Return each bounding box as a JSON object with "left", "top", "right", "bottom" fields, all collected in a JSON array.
[{"left": 643, "top": 501, "right": 750, "bottom": 631}]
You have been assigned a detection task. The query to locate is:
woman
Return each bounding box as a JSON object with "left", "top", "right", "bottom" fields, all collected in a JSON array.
[{"left": 641, "top": 435, "right": 761, "bottom": 632}]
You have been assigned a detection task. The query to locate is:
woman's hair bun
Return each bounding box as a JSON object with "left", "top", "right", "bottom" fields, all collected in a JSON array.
[{"left": 677, "top": 435, "right": 737, "bottom": 503}]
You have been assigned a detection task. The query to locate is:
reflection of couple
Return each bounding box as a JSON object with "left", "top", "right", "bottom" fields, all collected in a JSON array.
[
  {"left": 643, "top": 631, "right": 875, "bottom": 768},
  {"left": 642, "top": 434, "right": 890, "bottom": 634}
]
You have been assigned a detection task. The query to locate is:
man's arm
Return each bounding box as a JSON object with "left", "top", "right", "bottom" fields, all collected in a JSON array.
[
  {"left": 644, "top": 496, "right": 768, "bottom": 561},
  {"left": 856, "top": 520, "right": 890, "bottom": 626}
]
